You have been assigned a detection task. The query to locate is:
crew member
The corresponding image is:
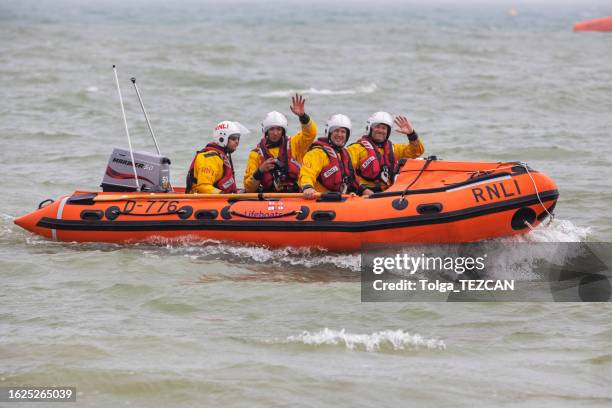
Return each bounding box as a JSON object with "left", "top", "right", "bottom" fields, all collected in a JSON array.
[
  {"left": 244, "top": 94, "right": 317, "bottom": 192},
  {"left": 185, "top": 120, "right": 248, "bottom": 194},
  {"left": 299, "top": 114, "right": 359, "bottom": 199},
  {"left": 347, "top": 112, "right": 425, "bottom": 195}
]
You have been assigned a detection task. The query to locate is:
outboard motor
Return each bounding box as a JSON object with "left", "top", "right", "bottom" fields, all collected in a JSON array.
[{"left": 101, "top": 148, "right": 171, "bottom": 192}]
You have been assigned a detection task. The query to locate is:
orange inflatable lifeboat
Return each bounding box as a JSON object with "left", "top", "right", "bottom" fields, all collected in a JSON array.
[
  {"left": 14, "top": 158, "right": 558, "bottom": 252},
  {"left": 573, "top": 16, "right": 612, "bottom": 32}
]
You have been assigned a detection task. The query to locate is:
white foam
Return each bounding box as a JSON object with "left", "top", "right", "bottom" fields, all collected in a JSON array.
[
  {"left": 0, "top": 213, "right": 16, "bottom": 239},
  {"left": 86, "top": 86, "right": 98, "bottom": 92},
  {"left": 285, "top": 328, "right": 446, "bottom": 352},
  {"left": 141, "top": 237, "right": 361, "bottom": 271},
  {"left": 13, "top": 217, "right": 592, "bottom": 277},
  {"left": 261, "top": 83, "right": 377, "bottom": 98},
  {"left": 140, "top": 219, "right": 589, "bottom": 273},
  {"left": 521, "top": 218, "right": 591, "bottom": 243},
  {"left": 477, "top": 219, "right": 592, "bottom": 280}
]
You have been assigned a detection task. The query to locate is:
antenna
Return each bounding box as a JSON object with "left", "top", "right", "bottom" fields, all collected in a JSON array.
[
  {"left": 112, "top": 65, "right": 140, "bottom": 190},
  {"left": 130, "top": 77, "right": 162, "bottom": 155}
]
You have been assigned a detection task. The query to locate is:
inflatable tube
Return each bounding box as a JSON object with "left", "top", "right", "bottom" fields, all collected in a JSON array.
[
  {"left": 573, "top": 16, "right": 612, "bottom": 32},
  {"left": 14, "top": 159, "right": 558, "bottom": 252}
]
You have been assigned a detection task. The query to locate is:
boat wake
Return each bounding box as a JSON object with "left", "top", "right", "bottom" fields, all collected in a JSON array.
[
  {"left": 5, "top": 212, "right": 594, "bottom": 282},
  {"left": 142, "top": 238, "right": 362, "bottom": 272},
  {"left": 504, "top": 218, "right": 590, "bottom": 244},
  {"left": 148, "top": 218, "right": 591, "bottom": 280}
]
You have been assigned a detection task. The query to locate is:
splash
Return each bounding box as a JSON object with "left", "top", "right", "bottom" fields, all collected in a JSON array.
[
  {"left": 142, "top": 238, "right": 361, "bottom": 271},
  {"left": 261, "top": 83, "right": 377, "bottom": 98},
  {"left": 0, "top": 213, "right": 22, "bottom": 242},
  {"left": 365, "top": 218, "right": 592, "bottom": 282},
  {"left": 284, "top": 328, "right": 446, "bottom": 352},
  {"left": 517, "top": 218, "right": 591, "bottom": 243},
  {"left": 11, "top": 216, "right": 593, "bottom": 278},
  {"left": 486, "top": 219, "right": 593, "bottom": 279}
]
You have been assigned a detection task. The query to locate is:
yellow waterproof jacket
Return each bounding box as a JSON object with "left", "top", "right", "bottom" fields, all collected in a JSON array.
[
  {"left": 298, "top": 147, "right": 333, "bottom": 193},
  {"left": 243, "top": 118, "right": 317, "bottom": 192},
  {"left": 346, "top": 138, "right": 425, "bottom": 191},
  {"left": 187, "top": 152, "right": 225, "bottom": 194}
]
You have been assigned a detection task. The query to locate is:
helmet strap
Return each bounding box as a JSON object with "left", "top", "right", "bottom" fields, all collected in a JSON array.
[
  {"left": 329, "top": 136, "right": 343, "bottom": 150},
  {"left": 329, "top": 133, "right": 347, "bottom": 150},
  {"left": 368, "top": 125, "right": 390, "bottom": 147},
  {"left": 367, "top": 134, "right": 383, "bottom": 148},
  {"left": 265, "top": 132, "right": 285, "bottom": 148},
  {"left": 332, "top": 142, "right": 344, "bottom": 151}
]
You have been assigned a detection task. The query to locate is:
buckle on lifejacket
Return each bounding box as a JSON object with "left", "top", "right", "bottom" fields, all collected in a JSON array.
[{"left": 380, "top": 166, "right": 390, "bottom": 184}]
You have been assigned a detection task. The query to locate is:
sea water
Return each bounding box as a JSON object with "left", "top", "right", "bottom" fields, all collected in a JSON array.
[{"left": 1, "top": 0, "right": 611, "bottom": 406}]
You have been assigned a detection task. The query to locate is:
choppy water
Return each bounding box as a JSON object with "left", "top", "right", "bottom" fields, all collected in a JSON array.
[{"left": 1, "top": 0, "right": 612, "bottom": 406}]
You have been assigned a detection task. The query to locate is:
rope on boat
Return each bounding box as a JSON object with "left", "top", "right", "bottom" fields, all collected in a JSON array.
[{"left": 476, "top": 162, "right": 556, "bottom": 228}]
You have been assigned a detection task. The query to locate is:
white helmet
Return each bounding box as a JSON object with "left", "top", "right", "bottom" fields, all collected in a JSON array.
[
  {"left": 212, "top": 120, "right": 250, "bottom": 147},
  {"left": 366, "top": 111, "right": 394, "bottom": 138},
  {"left": 325, "top": 114, "right": 352, "bottom": 141},
  {"left": 261, "top": 111, "right": 288, "bottom": 136}
]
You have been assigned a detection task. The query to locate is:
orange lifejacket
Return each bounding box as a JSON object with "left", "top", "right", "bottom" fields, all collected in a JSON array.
[
  {"left": 186, "top": 144, "right": 237, "bottom": 193},
  {"left": 309, "top": 138, "right": 358, "bottom": 193},
  {"left": 355, "top": 136, "right": 396, "bottom": 188},
  {"left": 256, "top": 137, "right": 301, "bottom": 192}
]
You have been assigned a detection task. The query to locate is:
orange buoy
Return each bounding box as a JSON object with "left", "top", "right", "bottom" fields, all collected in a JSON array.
[{"left": 573, "top": 16, "right": 612, "bottom": 32}]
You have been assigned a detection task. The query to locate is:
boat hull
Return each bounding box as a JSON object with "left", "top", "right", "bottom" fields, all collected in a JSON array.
[
  {"left": 15, "top": 160, "right": 559, "bottom": 252},
  {"left": 573, "top": 16, "right": 612, "bottom": 32}
]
